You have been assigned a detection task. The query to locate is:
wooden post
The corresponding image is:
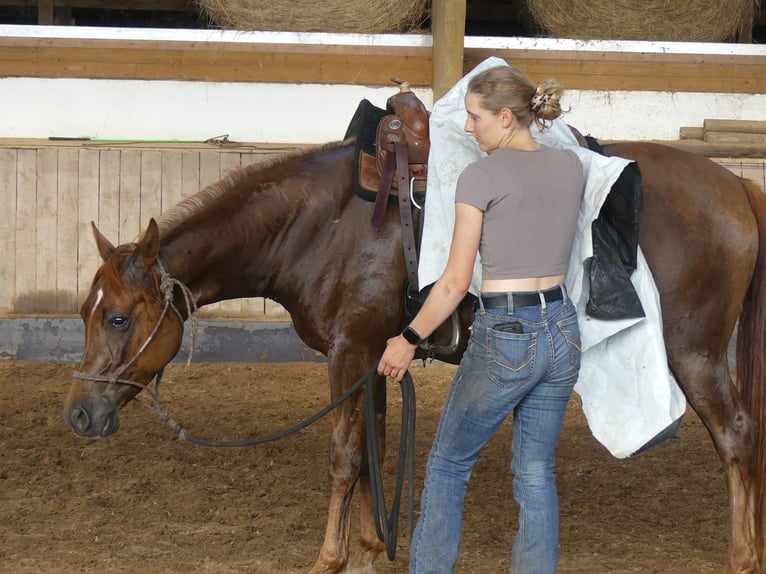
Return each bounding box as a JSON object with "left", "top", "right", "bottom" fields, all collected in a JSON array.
[
  {"left": 432, "top": 0, "right": 467, "bottom": 102},
  {"left": 37, "top": 0, "right": 54, "bottom": 24}
]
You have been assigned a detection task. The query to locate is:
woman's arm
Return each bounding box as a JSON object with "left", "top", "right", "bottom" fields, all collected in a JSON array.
[{"left": 377, "top": 202, "right": 483, "bottom": 380}]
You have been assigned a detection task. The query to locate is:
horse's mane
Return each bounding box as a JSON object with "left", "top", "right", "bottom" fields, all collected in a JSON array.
[{"left": 157, "top": 141, "right": 348, "bottom": 235}]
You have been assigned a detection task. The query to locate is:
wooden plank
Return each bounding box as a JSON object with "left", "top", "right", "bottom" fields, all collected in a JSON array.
[
  {"left": 181, "top": 151, "right": 200, "bottom": 198},
  {"left": 704, "top": 132, "right": 766, "bottom": 145},
  {"left": 0, "top": 0, "right": 194, "bottom": 8},
  {"left": 98, "top": 150, "right": 120, "bottom": 244},
  {"left": 161, "top": 150, "right": 183, "bottom": 214},
  {"left": 679, "top": 126, "right": 704, "bottom": 140},
  {"left": 119, "top": 150, "right": 142, "bottom": 242},
  {"left": 15, "top": 150, "right": 37, "bottom": 313},
  {"left": 0, "top": 35, "right": 763, "bottom": 93},
  {"left": 56, "top": 148, "right": 79, "bottom": 313},
  {"left": 0, "top": 149, "right": 17, "bottom": 313},
  {"left": 77, "top": 149, "right": 101, "bottom": 303},
  {"left": 704, "top": 119, "right": 766, "bottom": 134},
  {"left": 264, "top": 298, "right": 289, "bottom": 318},
  {"left": 0, "top": 138, "right": 304, "bottom": 153},
  {"left": 36, "top": 149, "right": 59, "bottom": 313},
  {"left": 0, "top": 43, "right": 433, "bottom": 87},
  {"left": 139, "top": 150, "right": 162, "bottom": 232},
  {"left": 198, "top": 150, "right": 220, "bottom": 188},
  {"left": 464, "top": 48, "right": 766, "bottom": 94}
]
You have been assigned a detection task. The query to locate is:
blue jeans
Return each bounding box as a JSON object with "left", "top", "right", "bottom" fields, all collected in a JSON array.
[{"left": 410, "top": 289, "right": 581, "bottom": 574}]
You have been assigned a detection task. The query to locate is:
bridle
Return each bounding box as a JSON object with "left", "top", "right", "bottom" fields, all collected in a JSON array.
[{"left": 72, "top": 259, "right": 199, "bottom": 406}]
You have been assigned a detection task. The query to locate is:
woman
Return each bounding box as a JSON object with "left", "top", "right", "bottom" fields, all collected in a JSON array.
[{"left": 377, "top": 64, "right": 585, "bottom": 573}]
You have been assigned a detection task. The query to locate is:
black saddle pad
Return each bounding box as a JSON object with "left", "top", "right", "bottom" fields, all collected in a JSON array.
[{"left": 344, "top": 99, "right": 389, "bottom": 203}]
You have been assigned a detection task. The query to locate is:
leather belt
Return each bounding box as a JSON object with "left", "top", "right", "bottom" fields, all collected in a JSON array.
[{"left": 481, "top": 286, "right": 564, "bottom": 309}]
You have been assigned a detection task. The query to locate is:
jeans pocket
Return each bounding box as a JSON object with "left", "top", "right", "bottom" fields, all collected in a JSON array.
[
  {"left": 485, "top": 326, "right": 536, "bottom": 388},
  {"left": 557, "top": 314, "right": 582, "bottom": 368}
]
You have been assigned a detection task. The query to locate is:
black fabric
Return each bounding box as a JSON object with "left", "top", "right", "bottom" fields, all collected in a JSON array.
[
  {"left": 344, "top": 99, "right": 391, "bottom": 204},
  {"left": 583, "top": 135, "right": 604, "bottom": 154},
  {"left": 586, "top": 161, "right": 645, "bottom": 320}
]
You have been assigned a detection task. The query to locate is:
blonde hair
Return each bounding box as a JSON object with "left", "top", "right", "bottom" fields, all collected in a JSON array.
[{"left": 466, "top": 65, "right": 565, "bottom": 131}]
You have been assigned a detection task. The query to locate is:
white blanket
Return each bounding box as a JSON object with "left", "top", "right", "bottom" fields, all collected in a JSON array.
[{"left": 419, "top": 57, "right": 686, "bottom": 458}]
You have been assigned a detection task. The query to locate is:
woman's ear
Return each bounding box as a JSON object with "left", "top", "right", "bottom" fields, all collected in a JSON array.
[{"left": 499, "top": 108, "right": 514, "bottom": 128}]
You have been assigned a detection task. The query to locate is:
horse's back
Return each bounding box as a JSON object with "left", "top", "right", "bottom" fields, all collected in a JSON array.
[{"left": 602, "top": 141, "right": 758, "bottom": 352}]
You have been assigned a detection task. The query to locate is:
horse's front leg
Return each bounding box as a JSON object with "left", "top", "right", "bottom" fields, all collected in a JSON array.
[
  {"left": 310, "top": 357, "right": 380, "bottom": 574},
  {"left": 310, "top": 395, "right": 363, "bottom": 573}
]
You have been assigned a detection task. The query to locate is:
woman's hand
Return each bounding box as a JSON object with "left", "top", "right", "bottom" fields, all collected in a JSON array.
[{"left": 377, "top": 335, "right": 417, "bottom": 382}]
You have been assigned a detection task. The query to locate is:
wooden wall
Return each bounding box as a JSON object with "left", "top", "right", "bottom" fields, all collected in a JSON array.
[{"left": 0, "top": 141, "right": 293, "bottom": 318}]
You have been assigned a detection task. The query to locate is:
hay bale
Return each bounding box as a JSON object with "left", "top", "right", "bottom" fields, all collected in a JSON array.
[
  {"left": 196, "top": 0, "right": 429, "bottom": 33},
  {"left": 527, "top": 0, "right": 758, "bottom": 42}
]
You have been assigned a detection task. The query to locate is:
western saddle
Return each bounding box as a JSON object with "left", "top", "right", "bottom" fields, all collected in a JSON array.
[{"left": 351, "top": 78, "right": 429, "bottom": 297}]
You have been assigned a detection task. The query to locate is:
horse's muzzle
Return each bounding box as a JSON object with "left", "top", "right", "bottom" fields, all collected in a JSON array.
[{"left": 63, "top": 399, "right": 120, "bottom": 438}]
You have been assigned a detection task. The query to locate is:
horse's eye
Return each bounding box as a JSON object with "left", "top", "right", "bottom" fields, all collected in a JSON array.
[{"left": 107, "top": 314, "right": 130, "bottom": 331}]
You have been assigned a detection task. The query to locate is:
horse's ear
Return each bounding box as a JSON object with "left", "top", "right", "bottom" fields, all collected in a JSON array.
[
  {"left": 91, "top": 222, "right": 116, "bottom": 261},
  {"left": 138, "top": 218, "right": 161, "bottom": 269}
]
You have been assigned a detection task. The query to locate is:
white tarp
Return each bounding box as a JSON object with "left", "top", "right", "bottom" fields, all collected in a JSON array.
[{"left": 419, "top": 57, "right": 686, "bottom": 458}]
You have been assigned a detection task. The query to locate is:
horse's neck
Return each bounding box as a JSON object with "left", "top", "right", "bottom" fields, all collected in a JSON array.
[{"left": 158, "top": 152, "right": 349, "bottom": 308}]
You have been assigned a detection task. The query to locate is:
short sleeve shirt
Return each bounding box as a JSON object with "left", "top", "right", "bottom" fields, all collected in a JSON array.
[{"left": 455, "top": 145, "right": 584, "bottom": 280}]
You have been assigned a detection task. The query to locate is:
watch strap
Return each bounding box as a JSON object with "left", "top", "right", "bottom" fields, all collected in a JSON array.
[{"left": 401, "top": 325, "right": 424, "bottom": 345}]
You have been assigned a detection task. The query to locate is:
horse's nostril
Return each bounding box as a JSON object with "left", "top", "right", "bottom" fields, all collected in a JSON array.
[
  {"left": 101, "top": 411, "right": 116, "bottom": 437},
  {"left": 70, "top": 406, "right": 91, "bottom": 435}
]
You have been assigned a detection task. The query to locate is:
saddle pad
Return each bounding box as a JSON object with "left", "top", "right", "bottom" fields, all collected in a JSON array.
[{"left": 344, "top": 99, "right": 397, "bottom": 204}]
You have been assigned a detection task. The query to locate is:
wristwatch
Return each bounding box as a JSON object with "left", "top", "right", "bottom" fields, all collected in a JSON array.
[{"left": 401, "top": 325, "right": 425, "bottom": 346}]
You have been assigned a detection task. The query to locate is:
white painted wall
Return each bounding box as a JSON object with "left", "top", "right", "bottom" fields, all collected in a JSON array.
[{"left": 1, "top": 25, "right": 765, "bottom": 143}]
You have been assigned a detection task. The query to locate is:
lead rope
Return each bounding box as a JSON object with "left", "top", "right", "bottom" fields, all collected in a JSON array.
[
  {"left": 137, "top": 362, "right": 415, "bottom": 560},
  {"left": 365, "top": 363, "right": 416, "bottom": 560}
]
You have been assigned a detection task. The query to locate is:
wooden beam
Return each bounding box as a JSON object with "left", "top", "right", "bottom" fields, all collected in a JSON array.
[
  {"left": 0, "top": 37, "right": 433, "bottom": 86},
  {"left": 432, "top": 0, "right": 466, "bottom": 100},
  {"left": 464, "top": 47, "right": 766, "bottom": 94},
  {"left": 703, "top": 119, "right": 766, "bottom": 134},
  {"left": 0, "top": 0, "right": 194, "bottom": 9},
  {"left": 0, "top": 33, "right": 763, "bottom": 94}
]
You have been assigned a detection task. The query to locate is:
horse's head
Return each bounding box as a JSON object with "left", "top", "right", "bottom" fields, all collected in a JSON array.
[{"left": 63, "top": 219, "right": 184, "bottom": 439}]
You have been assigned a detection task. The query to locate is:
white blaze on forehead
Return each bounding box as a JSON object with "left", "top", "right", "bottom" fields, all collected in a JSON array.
[{"left": 92, "top": 288, "right": 104, "bottom": 315}]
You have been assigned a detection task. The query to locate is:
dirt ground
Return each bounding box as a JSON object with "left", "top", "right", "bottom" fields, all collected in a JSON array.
[{"left": 1, "top": 359, "right": 728, "bottom": 573}]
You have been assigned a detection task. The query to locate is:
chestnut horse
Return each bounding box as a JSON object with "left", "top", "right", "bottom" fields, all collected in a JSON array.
[{"left": 63, "top": 138, "right": 766, "bottom": 573}]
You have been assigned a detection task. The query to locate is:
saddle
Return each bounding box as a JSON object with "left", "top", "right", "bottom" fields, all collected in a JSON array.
[{"left": 345, "top": 79, "right": 430, "bottom": 302}]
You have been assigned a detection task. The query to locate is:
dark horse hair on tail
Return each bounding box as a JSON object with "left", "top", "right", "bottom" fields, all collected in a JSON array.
[{"left": 737, "top": 177, "right": 766, "bottom": 562}]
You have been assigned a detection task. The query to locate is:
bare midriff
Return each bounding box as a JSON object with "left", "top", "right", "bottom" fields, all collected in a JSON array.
[{"left": 481, "top": 274, "right": 566, "bottom": 294}]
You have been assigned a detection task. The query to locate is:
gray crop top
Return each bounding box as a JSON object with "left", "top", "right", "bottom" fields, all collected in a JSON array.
[{"left": 455, "top": 145, "right": 585, "bottom": 280}]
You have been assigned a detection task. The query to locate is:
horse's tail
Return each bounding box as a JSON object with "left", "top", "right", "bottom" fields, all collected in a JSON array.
[{"left": 737, "top": 177, "right": 766, "bottom": 559}]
